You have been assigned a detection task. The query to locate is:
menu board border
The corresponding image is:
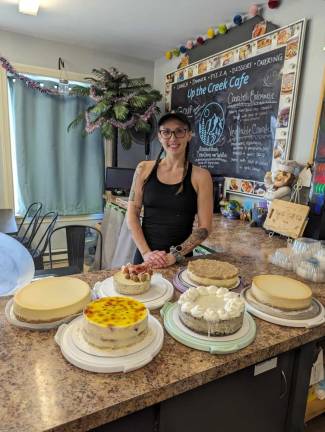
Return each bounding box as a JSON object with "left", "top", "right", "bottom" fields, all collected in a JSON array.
[{"left": 164, "top": 18, "right": 306, "bottom": 197}]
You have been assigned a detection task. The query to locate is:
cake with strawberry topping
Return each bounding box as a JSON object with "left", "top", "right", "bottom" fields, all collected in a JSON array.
[{"left": 113, "top": 263, "right": 153, "bottom": 295}]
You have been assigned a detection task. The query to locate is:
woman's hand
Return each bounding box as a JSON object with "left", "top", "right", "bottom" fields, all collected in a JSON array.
[
  {"left": 143, "top": 250, "right": 167, "bottom": 268},
  {"left": 148, "top": 252, "right": 176, "bottom": 268},
  {"left": 163, "top": 253, "right": 177, "bottom": 267}
]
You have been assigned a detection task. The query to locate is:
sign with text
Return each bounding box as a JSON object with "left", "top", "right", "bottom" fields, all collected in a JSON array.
[{"left": 165, "top": 20, "right": 305, "bottom": 194}]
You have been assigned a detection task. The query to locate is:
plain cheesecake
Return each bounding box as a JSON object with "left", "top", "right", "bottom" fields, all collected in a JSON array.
[
  {"left": 13, "top": 276, "right": 91, "bottom": 323},
  {"left": 251, "top": 274, "right": 312, "bottom": 310}
]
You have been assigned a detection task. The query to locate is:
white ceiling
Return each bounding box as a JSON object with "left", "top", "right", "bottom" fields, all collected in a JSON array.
[{"left": 0, "top": 0, "right": 269, "bottom": 61}]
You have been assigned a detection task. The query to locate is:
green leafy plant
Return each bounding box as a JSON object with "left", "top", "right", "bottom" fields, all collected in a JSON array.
[{"left": 68, "top": 67, "right": 162, "bottom": 149}]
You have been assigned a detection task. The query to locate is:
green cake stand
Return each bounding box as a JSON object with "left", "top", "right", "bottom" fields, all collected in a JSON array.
[{"left": 160, "top": 302, "right": 256, "bottom": 354}]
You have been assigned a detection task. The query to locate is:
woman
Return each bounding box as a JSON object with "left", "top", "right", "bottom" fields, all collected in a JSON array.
[{"left": 127, "top": 112, "right": 213, "bottom": 268}]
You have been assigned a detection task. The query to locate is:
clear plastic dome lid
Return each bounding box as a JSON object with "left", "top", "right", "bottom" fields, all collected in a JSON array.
[
  {"left": 290, "top": 238, "right": 321, "bottom": 258},
  {"left": 269, "top": 248, "right": 293, "bottom": 270},
  {"left": 296, "top": 257, "right": 325, "bottom": 283}
]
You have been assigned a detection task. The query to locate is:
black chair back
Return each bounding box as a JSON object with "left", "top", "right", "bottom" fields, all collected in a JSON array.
[
  {"left": 30, "top": 211, "right": 59, "bottom": 270},
  {"left": 14, "top": 202, "right": 42, "bottom": 247},
  {"left": 48, "top": 224, "right": 103, "bottom": 274}
]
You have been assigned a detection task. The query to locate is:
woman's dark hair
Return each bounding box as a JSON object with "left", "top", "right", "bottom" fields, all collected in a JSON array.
[{"left": 143, "top": 112, "right": 191, "bottom": 194}]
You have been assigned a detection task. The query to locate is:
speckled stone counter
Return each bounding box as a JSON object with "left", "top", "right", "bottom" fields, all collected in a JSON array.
[{"left": 1, "top": 219, "right": 325, "bottom": 432}]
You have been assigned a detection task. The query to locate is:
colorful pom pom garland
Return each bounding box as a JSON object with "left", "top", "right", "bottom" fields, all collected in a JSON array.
[
  {"left": 233, "top": 15, "right": 243, "bottom": 26},
  {"left": 207, "top": 27, "right": 215, "bottom": 39},
  {"left": 268, "top": 0, "right": 279, "bottom": 9},
  {"left": 164, "top": 2, "right": 282, "bottom": 60},
  {"left": 218, "top": 24, "right": 228, "bottom": 35},
  {"left": 248, "top": 4, "right": 259, "bottom": 16}
]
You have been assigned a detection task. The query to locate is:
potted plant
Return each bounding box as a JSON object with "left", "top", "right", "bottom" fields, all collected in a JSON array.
[{"left": 68, "top": 67, "right": 162, "bottom": 166}]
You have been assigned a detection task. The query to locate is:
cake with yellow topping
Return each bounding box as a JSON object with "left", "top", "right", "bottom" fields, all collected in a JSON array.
[
  {"left": 82, "top": 297, "right": 148, "bottom": 349},
  {"left": 13, "top": 277, "right": 91, "bottom": 323},
  {"left": 113, "top": 263, "right": 153, "bottom": 295},
  {"left": 187, "top": 259, "right": 239, "bottom": 289}
]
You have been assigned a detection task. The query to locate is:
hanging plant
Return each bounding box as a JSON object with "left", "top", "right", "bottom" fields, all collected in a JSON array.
[{"left": 68, "top": 67, "right": 162, "bottom": 149}]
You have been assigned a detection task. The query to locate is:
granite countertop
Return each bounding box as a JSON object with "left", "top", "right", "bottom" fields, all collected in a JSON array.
[
  {"left": 1, "top": 218, "right": 325, "bottom": 432},
  {"left": 204, "top": 214, "right": 287, "bottom": 260}
]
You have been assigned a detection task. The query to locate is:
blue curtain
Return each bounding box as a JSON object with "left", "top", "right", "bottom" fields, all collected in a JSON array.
[{"left": 8, "top": 77, "right": 104, "bottom": 216}]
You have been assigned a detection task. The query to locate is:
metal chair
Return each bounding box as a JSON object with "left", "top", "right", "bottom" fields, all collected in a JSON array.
[
  {"left": 13, "top": 202, "right": 42, "bottom": 248},
  {"left": 29, "top": 211, "right": 59, "bottom": 270},
  {"left": 46, "top": 224, "right": 103, "bottom": 276}
]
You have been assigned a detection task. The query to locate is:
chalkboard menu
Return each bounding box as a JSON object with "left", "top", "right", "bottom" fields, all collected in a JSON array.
[{"left": 165, "top": 19, "right": 305, "bottom": 197}]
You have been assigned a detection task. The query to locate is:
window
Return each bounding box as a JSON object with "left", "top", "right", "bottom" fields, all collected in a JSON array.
[{"left": 0, "top": 64, "right": 104, "bottom": 216}]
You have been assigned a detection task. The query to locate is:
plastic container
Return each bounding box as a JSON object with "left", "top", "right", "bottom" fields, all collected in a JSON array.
[
  {"left": 314, "top": 241, "right": 325, "bottom": 271},
  {"left": 290, "top": 238, "right": 321, "bottom": 258},
  {"left": 269, "top": 248, "right": 294, "bottom": 270},
  {"left": 296, "top": 257, "right": 325, "bottom": 283}
]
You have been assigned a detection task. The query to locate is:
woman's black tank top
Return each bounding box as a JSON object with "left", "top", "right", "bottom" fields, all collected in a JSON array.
[{"left": 141, "top": 162, "right": 197, "bottom": 252}]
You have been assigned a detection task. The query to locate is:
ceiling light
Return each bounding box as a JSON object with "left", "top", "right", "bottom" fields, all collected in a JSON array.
[{"left": 19, "top": 0, "right": 40, "bottom": 16}]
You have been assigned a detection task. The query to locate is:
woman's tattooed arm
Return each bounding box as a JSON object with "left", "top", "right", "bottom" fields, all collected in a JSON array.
[{"left": 178, "top": 227, "right": 209, "bottom": 256}]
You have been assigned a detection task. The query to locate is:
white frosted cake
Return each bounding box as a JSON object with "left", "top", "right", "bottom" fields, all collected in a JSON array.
[
  {"left": 187, "top": 259, "right": 239, "bottom": 288},
  {"left": 13, "top": 277, "right": 91, "bottom": 323},
  {"left": 113, "top": 263, "right": 153, "bottom": 295},
  {"left": 251, "top": 275, "right": 312, "bottom": 310},
  {"left": 178, "top": 286, "right": 245, "bottom": 336},
  {"left": 82, "top": 297, "right": 148, "bottom": 349}
]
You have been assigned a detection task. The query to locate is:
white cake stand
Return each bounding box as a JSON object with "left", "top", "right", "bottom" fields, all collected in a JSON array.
[
  {"left": 93, "top": 273, "right": 174, "bottom": 310},
  {"left": 55, "top": 314, "right": 164, "bottom": 373},
  {"left": 5, "top": 298, "right": 80, "bottom": 330},
  {"left": 241, "top": 288, "right": 325, "bottom": 328}
]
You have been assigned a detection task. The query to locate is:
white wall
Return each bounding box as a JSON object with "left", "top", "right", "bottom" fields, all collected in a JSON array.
[
  {"left": 153, "top": 0, "right": 325, "bottom": 165},
  {"left": 0, "top": 29, "right": 154, "bottom": 81}
]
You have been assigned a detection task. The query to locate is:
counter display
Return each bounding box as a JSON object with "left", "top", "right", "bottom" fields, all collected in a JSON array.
[{"left": 1, "top": 215, "right": 325, "bottom": 432}]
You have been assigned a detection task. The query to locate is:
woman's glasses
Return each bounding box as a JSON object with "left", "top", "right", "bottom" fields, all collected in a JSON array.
[{"left": 159, "top": 128, "right": 188, "bottom": 139}]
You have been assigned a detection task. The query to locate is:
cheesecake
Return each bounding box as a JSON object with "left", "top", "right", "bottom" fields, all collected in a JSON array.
[
  {"left": 251, "top": 275, "right": 312, "bottom": 310},
  {"left": 113, "top": 263, "right": 152, "bottom": 295},
  {"left": 187, "top": 259, "right": 239, "bottom": 288},
  {"left": 178, "top": 286, "right": 245, "bottom": 336},
  {"left": 82, "top": 296, "right": 148, "bottom": 349},
  {"left": 13, "top": 277, "right": 91, "bottom": 323}
]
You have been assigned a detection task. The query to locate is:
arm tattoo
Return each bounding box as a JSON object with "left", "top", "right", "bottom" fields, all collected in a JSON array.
[
  {"left": 129, "top": 163, "right": 143, "bottom": 202},
  {"left": 179, "top": 228, "right": 209, "bottom": 256}
]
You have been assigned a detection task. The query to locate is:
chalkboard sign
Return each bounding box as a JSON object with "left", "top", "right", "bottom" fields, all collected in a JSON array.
[{"left": 165, "top": 19, "right": 305, "bottom": 197}]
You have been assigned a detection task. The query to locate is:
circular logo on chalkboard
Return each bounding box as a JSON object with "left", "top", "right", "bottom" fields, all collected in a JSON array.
[{"left": 199, "top": 102, "right": 225, "bottom": 146}]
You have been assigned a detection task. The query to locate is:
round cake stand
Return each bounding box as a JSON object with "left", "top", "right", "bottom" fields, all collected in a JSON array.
[
  {"left": 241, "top": 288, "right": 325, "bottom": 328},
  {"left": 93, "top": 273, "right": 174, "bottom": 310},
  {"left": 160, "top": 302, "right": 256, "bottom": 354},
  {"left": 173, "top": 268, "right": 242, "bottom": 293},
  {"left": 5, "top": 298, "right": 80, "bottom": 330},
  {"left": 55, "top": 315, "right": 164, "bottom": 373}
]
